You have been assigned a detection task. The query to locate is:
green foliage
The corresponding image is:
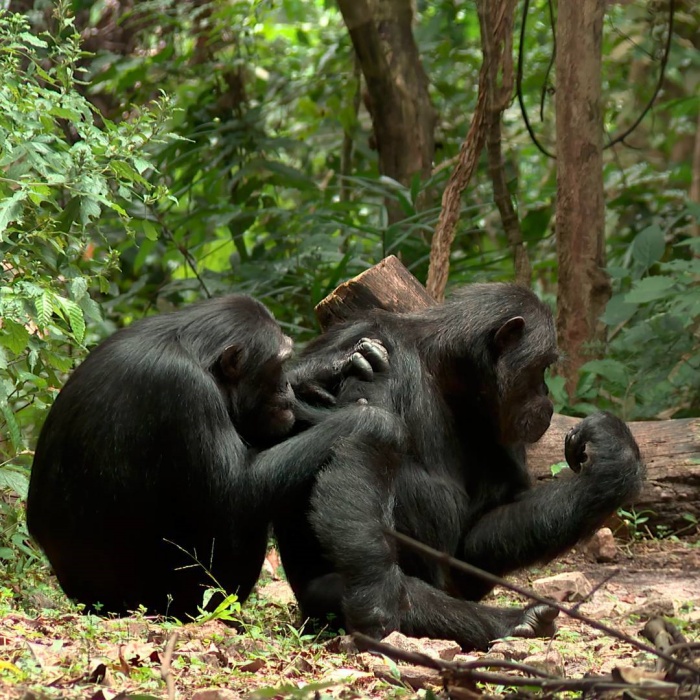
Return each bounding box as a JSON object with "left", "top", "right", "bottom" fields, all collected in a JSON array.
[
  {"left": 194, "top": 589, "right": 242, "bottom": 624},
  {"left": 0, "top": 3, "right": 173, "bottom": 570},
  {"left": 0, "top": 0, "right": 696, "bottom": 585},
  {"left": 572, "top": 205, "right": 700, "bottom": 420}
]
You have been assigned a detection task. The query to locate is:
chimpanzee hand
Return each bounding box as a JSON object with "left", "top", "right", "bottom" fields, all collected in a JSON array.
[
  {"left": 564, "top": 412, "right": 644, "bottom": 506},
  {"left": 341, "top": 338, "right": 389, "bottom": 381},
  {"left": 291, "top": 338, "right": 390, "bottom": 408},
  {"left": 510, "top": 603, "right": 559, "bottom": 639}
]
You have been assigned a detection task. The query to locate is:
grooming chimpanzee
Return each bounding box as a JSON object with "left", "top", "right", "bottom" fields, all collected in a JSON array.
[
  {"left": 27, "top": 294, "right": 389, "bottom": 619},
  {"left": 273, "top": 283, "right": 645, "bottom": 650}
]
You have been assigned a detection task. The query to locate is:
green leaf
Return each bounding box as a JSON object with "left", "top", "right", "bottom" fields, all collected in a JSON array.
[
  {"left": 0, "top": 402, "right": 22, "bottom": 453},
  {"left": 580, "top": 358, "right": 629, "bottom": 387},
  {"left": 80, "top": 197, "right": 101, "bottom": 225},
  {"left": 0, "top": 190, "right": 28, "bottom": 237},
  {"left": 70, "top": 276, "right": 88, "bottom": 301},
  {"left": 600, "top": 293, "right": 637, "bottom": 326},
  {"left": 55, "top": 297, "right": 86, "bottom": 343},
  {"left": 550, "top": 461, "right": 568, "bottom": 476},
  {"left": 35, "top": 292, "right": 54, "bottom": 328},
  {"left": 19, "top": 31, "right": 47, "bottom": 48},
  {"left": 142, "top": 219, "right": 159, "bottom": 241},
  {"left": 624, "top": 276, "right": 676, "bottom": 304},
  {"left": 0, "top": 320, "right": 30, "bottom": 355},
  {"left": 0, "top": 468, "right": 29, "bottom": 498},
  {"left": 630, "top": 224, "right": 665, "bottom": 270},
  {"left": 131, "top": 157, "right": 153, "bottom": 175},
  {"left": 110, "top": 160, "right": 148, "bottom": 185},
  {"left": 48, "top": 106, "right": 82, "bottom": 121}
]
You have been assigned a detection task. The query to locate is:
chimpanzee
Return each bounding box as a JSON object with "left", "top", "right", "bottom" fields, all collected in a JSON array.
[
  {"left": 273, "top": 283, "right": 645, "bottom": 650},
  {"left": 27, "top": 294, "right": 390, "bottom": 619}
]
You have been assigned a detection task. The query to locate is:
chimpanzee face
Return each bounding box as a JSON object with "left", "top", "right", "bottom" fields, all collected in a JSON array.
[
  {"left": 218, "top": 333, "right": 296, "bottom": 448},
  {"left": 498, "top": 360, "right": 555, "bottom": 445},
  {"left": 493, "top": 315, "right": 558, "bottom": 446}
]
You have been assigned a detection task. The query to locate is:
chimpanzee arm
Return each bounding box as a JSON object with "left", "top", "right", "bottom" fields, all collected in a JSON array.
[
  {"left": 245, "top": 403, "right": 400, "bottom": 504},
  {"left": 455, "top": 412, "right": 644, "bottom": 597},
  {"left": 306, "top": 438, "right": 558, "bottom": 651}
]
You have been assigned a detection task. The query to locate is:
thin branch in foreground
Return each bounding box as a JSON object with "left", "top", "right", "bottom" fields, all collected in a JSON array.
[
  {"left": 353, "top": 633, "right": 685, "bottom": 696},
  {"left": 387, "top": 529, "right": 700, "bottom": 678},
  {"left": 161, "top": 631, "right": 179, "bottom": 700}
]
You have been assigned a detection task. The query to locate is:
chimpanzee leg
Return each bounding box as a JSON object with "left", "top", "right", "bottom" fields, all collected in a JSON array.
[
  {"left": 309, "top": 440, "right": 558, "bottom": 650},
  {"left": 308, "top": 440, "right": 405, "bottom": 639}
]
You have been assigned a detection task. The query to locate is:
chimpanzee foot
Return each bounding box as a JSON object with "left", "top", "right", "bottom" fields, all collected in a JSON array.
[{"left": 510, "top": 603, "right": 559, "bottom": 638}]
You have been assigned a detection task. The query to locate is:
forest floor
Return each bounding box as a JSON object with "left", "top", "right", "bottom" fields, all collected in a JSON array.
[{"left": 0, "top": 537, "right": 698, "bottom": 700}]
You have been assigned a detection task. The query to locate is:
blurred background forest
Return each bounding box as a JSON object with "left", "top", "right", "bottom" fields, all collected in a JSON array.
[{"left": 0, "top": 0, "right": 699, "bottom": 574}]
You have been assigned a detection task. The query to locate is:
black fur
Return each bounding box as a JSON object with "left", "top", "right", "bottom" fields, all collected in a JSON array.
[
  {"left": 27, "top": 295, "right": 388, "bottom": 618},
  {"left": 274, "top": 283, "right": 645, "bottom": 650}
]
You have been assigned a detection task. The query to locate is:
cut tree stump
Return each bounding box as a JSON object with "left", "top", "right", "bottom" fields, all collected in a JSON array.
[
  {"left": 316, "top": 256, "right": 700, "bottom": 532},
  {"left": 315, "top": 255, "right": 437, "bottom": 329}
]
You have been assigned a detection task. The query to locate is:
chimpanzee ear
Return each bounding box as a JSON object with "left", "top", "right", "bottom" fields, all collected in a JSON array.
[
  {"left": 219, "top": 344, "right": 243, "bottom": 381},
  {"left": 494, "top": 316, "right": 525, "bottom": 353}
]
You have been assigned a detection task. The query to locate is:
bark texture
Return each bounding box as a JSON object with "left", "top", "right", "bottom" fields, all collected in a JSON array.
[
  {"left": 337, "top": 0, "right": 436, "bottom": 224},
  {"left": 482, "top": 0, "right": 531, "bottom": 287},
  {"left": 554, "top": 0, "right": 611, "bottom": 398},
  {"left": 316, "top": 256, "right": 700, "bottom": 530}
]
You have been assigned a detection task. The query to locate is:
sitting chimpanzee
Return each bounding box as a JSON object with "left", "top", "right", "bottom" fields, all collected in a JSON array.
[
  {"left": 273, "top": 283, "right": 645, "bottom": 650},
  {"left": 27, "top": 294, "right": 389, "bottom": 619}
]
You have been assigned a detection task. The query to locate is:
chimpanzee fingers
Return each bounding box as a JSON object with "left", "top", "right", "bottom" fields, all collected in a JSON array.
[
  {"left": 347, "top": 352, "right": 375, "bottom": 382},
  {"left": 564, "top": 424, "right": 587, "bottom": 474},
  {"left": 345, "top": 338, "right": 389, "bottom": 377},
  {"left": 358, "top": 338, "right": 390, "bottom": 371},
  {"left": 511, "top": 603, "right": 559, "bottom": 639},
  {"left": 341, "top": 339, "right": 389, "bottom": 381}
]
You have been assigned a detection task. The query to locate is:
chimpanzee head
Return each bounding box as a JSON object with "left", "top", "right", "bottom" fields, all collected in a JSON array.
[
  {"left": 491, "top": 307, "right": 558, "bottom": 445},
  {"left": 181, "top": 295, "right": 296, "bottom": 448},
  {"left": 421, "top": 284, "right": 558, "bottom": 446}
]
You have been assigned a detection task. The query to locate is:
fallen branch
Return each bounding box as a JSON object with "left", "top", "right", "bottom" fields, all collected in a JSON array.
[
  {"left": 388, "top": 529, "right": 700, "bottom": 679},
  {"left": 355, "top": 633, "right": 688, "bottom": 696},
  {"left": 161, "top": 631, "right": 179, "bottom": 700}
]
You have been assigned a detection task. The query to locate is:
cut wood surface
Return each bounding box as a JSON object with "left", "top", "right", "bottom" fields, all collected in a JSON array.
[
  {"left": 315, "top": 255, "right": 436, "bottom": 329},
  {"left": 317, "top": 256, "right": 700, "bottom": 530}
]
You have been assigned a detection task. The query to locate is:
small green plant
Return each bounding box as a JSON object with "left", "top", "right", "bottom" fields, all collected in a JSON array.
[
  {"left": 616, "top": 507, "right": 653, "bottom": 540},
  {"left": 549, "top": 461, "right": 569, "bottom": 476},
  {"left": 194, "top": 588, "right": 242, "bottom": 624}
]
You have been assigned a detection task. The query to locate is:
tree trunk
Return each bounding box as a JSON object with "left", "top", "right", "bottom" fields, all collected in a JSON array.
[
  {"left": 337, "top": 0, "right": 436, "bottom": 224},
  {"left": 554, "top": 0, "right": 611, "bottom": 399},
  {"left": 316, "top": 256, "right": 700, "bottom": 532}
]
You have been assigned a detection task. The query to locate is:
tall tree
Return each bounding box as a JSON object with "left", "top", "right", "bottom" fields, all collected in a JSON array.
[
  {"left": 337, "top": 0, "right": 436, "bottom": 224},
  {"left": 555, "top": 0, "right": 611, "bottom": 398}
]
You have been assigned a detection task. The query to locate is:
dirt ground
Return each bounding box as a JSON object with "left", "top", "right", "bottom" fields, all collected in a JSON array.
[
  {"left": 500, "top": 537, "right": 700, "bottom": 676},
  {"left": 260, "top": 536, "right": 700, "bottom": 681},
  {"left": 0, "top": 537, "right": 697, "bottom": 699}
]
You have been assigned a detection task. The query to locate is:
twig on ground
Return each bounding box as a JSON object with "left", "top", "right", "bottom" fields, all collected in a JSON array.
[
  {"left": 387, "top": 529, "right": 700, "bottom": 678},
  {"left": 354, "top": 633, "right": 686, "bottom": 696},
  {"left": 161, "top": 631, "right": 179, "bottom": 700}
]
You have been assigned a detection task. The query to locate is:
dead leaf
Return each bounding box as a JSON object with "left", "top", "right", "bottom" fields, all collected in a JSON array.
[
  {"left": 191, "top": 689, "right": 242, "bottom": 700},
  {"left": 239, "top": 657, "right": 266, "bottom": 673}
]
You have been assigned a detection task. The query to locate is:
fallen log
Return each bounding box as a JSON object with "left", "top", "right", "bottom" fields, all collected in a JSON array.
[{"left": 316, "top": 256, "right": 700, "bottom": 533}]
